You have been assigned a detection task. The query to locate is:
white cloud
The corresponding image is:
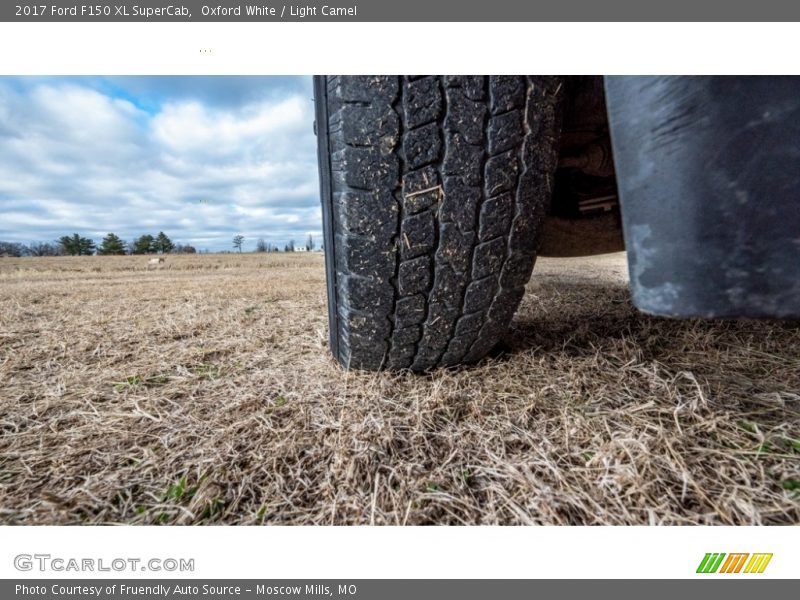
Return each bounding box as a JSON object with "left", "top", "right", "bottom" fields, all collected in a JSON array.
[
  {"left": 152, "top": 96, "right": 307, "bottom": 156},
  {"left": 0, "top": 76, "right": 320, "bottom": 250}
]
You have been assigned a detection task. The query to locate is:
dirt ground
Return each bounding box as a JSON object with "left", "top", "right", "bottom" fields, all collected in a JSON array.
[{"left": 0, "top": 252, "right": 798, "bottom": 525}]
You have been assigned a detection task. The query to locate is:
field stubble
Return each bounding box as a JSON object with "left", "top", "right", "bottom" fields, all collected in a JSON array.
[{"left": 0, "top": 252, "right": 798, "bottom": 524}]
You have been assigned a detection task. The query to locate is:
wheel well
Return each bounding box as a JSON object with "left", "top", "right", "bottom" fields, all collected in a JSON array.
[{"left": 539, "top": 75, "right": 625, "bottom": 257}]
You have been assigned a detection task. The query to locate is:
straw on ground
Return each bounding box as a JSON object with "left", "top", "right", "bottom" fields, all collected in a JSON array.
[{"left": 0, "top": 252, "right": 798, "bottom": 524}]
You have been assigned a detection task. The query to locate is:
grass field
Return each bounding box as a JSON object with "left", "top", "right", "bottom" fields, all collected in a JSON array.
[{"left": 1, "top": 252, "right": 798, "bottom": 525}]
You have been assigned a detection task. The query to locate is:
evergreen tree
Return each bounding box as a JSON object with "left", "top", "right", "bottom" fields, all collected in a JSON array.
[
  {"left": 154, "top": 231, "right": 175, "bottom": 254},
  {"left": 233, "top": 235, "right": 245, "bottom": 253},
  {"left": 58, "top": 233, "right": 95, "bottom": 256},
  {"left": 97, "top": 233, "right": 127, "bottom": 255},
  {"left": 132, "top": 234, "right": 155, "bottom": 254}
]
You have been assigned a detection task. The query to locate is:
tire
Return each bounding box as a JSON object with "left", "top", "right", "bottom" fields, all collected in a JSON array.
[{"left": 315, "top": 75, "right": 563, "bottom": 371}]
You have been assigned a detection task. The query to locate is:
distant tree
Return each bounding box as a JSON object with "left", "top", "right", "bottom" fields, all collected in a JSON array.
[
  {"left": 233, "top": 234, "right": 245, "bottom": 253},
  {"left": 174, "top": 243, "right": 197, "bottom": 254},
  {"left": 28, "top": 242, "right": 62, "bottom": 257},
  {"left": 256, "top": 238, "right": 268, "bottom": 253},
  {"left": 285, "top": 239, "right": 295, "bottom": 252},
  {"left": 132, "top": 234, "right": 155, "bottom": 254},
  {"left": 58, "top": 234, "right": 95, "bottom": 256},
  {"left": 306, "top": 234, "right": 314, "bottom": 251},
  {"left": 0, "top": 241, "right": 30, "bottom": 257},
  {"left": 97, "top": 233, "right": 127, "bottom": 255},
  {"left": 154, "top": 231, "right": 175, "bottom": 254}
]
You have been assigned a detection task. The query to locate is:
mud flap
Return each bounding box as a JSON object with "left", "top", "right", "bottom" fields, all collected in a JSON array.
[{"left": 605, "top": 76, "right": 800, "bottom": 318}]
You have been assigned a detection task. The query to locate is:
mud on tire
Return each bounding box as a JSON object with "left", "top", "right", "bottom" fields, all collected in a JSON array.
[{"left": 315, "top": 75, "right": 563, "bottom": 371}]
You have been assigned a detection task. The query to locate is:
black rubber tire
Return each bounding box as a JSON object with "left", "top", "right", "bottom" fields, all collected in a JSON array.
[{"left": 315, "top": 75, "right": 563, "bottom": 371}]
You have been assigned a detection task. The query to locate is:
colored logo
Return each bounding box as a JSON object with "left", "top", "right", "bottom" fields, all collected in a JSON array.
[{"left": 696, "top": 553, "right": 773, "bottom": 574}]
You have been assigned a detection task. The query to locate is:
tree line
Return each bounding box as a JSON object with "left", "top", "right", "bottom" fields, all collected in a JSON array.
[
  {"left": 0, "top": 232, "right": 195, "bottom": 257},
  {"left": 1, "top": 232, "right": 320, "bottom": 257},
  {"left": 252, "top": 234, "right": 316, "bottom": 253}
]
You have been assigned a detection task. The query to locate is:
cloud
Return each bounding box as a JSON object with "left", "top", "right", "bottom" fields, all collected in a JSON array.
[{"left": 0, "top": 76, "right": 321, "bottom": 251}]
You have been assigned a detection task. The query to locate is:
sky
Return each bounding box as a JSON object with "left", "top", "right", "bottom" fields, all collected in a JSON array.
[{"left": 0, "top": 76, "right": 321, "bottom": 252}]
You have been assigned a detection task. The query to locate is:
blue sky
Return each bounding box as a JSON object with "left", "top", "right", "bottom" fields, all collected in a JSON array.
[{"left": 0, "top": 76, "right": 320, "bottom": 252}]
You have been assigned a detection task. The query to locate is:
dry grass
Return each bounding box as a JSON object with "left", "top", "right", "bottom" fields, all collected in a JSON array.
[{"left": 0, "top": 252, "right": 798, "bottom": 525}]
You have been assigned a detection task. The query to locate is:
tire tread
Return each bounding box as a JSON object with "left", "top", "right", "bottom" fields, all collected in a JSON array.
[{"left": 319, "top": 75, "right": 562, "bottom": 370}]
